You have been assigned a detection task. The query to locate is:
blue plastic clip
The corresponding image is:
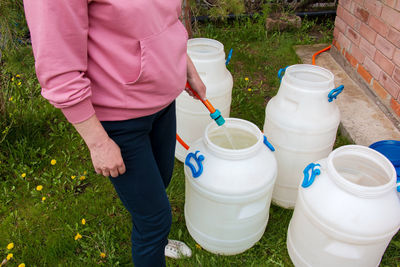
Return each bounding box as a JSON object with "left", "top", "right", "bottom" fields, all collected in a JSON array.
[
  {"left": 301, "top": 163, "right": 321, "bottom": 188},
  {"left": 210, "top": 109, "right": 225, "bottom": 126},
  {"left": 328, "top": 85, "right": 344, "bottom": 102},
  {"left": 185, "top": 151, "right": 205, "bottom": 178},
  {"left": 263, "top": 136, "right": 275, "bottom": 152},
  {"left": 225, "top": 48, "right": 233, "bottom": 66},
  {"left": 278, "top": 66, "right": 289, "bottom": 82}
]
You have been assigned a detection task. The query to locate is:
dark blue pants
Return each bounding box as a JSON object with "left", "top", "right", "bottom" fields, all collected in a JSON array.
[{"left": 101, "top": 102, "right": 176, "bottom": 267}]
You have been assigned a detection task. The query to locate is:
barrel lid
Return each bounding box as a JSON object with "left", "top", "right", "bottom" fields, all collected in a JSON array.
[{"left": 369, "top": 140, "right": 400, "bottom": 178}]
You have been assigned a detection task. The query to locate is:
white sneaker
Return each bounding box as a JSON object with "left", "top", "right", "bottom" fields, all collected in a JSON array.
[{"left": 165, "top": 239, "right": 192, "bottom": 259}]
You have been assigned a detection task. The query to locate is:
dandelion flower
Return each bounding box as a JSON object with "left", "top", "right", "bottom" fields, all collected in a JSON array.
[
  {"left": 42, "top": 197, "right": 46, "bottom": 202},
  {"left": 81, "top": 218, "right": 86, "bottom": 225},
  {"left": 16, "top": 74, "right": 20, "bottom": 78},
  {"left": 248, "top": 88, "right": 252, "bottom": 92},
  {"left": 21, "top": 173, "right": 26, "bottom": 178},
  {"left": 50, "top": 159, "right": 56, "bottom": 165},
  {"left": 74, "top": 233, "right": 82, "bottom": 240},
  {"left": 83, "top": 171, "right": 87, "bottom": 175},
  {"left": 17, "top": 82, "right": 21, "bottom": 86},
  {"left": 245, "top": 77, "right": 249, "bottom": 81},
  {"left": 18, "top": 264, "right": 25, "bottom": 267},
  {"left": 11, "top": 77, "right": 14, "bottom": 82},
  {"left": 100, "top": 252, "right": 106, "bottom": 258},
  {"left": 6, "top": 253, "right": 13, "bottom": 260},
  {"left": 9, "top": 97, "right": 13, "bottom": 101},
  {"left": 195, "top": 243, "right": 202, "bottom": 250},
  {"left": 36, "top": 185, "right": 43, "bottom": 191},
  {"left": 71, "top": 175, "right": 76, "bottom": 180},
  {"left": 79, "top": 176, "right": 86, "bottom": 181},
  {"left": 6, "top": 243, "right": 14, "bottom": 250}
]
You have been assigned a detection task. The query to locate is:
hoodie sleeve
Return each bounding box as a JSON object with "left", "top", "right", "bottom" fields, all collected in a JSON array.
[{"left": 23, "top": 0, "right": 95, "bottom": 123}]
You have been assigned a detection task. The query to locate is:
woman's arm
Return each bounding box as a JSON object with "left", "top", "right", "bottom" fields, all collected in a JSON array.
[
  {"left": 186, "top": 55, "right": 207, "bottom": 100},
  {"left": 73, "top": 115, "right": 126, "bottom": 178}
]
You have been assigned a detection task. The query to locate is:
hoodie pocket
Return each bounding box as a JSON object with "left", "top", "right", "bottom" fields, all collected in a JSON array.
[{"left": 124, "top": 20, "right": 188, "bottom": 108}]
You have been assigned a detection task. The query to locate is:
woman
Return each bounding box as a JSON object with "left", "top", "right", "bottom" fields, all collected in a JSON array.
[{"left": 23, "top": 0, "right": 206, "bottom": 266}]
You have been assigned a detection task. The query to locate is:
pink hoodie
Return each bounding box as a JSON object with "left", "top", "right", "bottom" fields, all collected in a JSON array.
[{"left": 24, "top": 0, "right": 188, "bottom": 123}]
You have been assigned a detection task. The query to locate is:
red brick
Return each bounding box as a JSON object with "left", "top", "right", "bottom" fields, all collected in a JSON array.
[
  {"left": 391, "top": 98, "right": 400, "bottom": 116},
  {"left": 345, "top": 51, "right": 358, "bottom": 67},
  {"left": 351, "top": 45, "right": 366, "bottom": 64},
  {"left": 364, "top": 0, "right": 383, "bottom": 17},
  {"left": 387, "top": 28, "right": 400, "bottom": 47},
  {"left": 354, "top": 6, "right": 369, "bottom": 23},
  {"left": 338, "top": 31, "right": 351, "bottom": 51},
  {"left": 346, "top": 27, "right": 361, "bottom": 45},
  {"left": 360, "top": 37, "right": 377, "bottom": 59},
  {"left": 397, "top": 0, "right": 400, "bottom": 12},
  {"left": 358, "top": 65, "right": 373, "bottom": 84},
  {"left": 335, "top": 17, "right": 346, "bottom": 34},
  {"left": 339, "top": 0, "right": 352, "bottom": 11},
  {"left": 368, "top": 16, "right": 389, "bottom": 37},
  {"left": 393, "top": 67, "right": 400, "bottom": 85},
  {"left": 375, "top": 34, "right": 396, "bottom": 59},
  {"left": 333, "top": 38, "right": 341, "bottom": 51},
  {"left": 383, "top": 0, "right": 397, "bottom": 8},
  {"left": 364, "top": 57, "right": 382, "bottom": 79},
  {"left": 382, "top": 5, "right": 400, "bottom": 31},
  {"left": 333, "top": 28, "right": 339, "bottom": 40},
  {"left": 341, "top": 7, "right": 361, "bottom": 31},
  {"left": 375, "top": 51, "right": 395, "bottom": 75},
  {"left": 393, "top": 49, "right": 400, "bottom": 66},
  {"left": 380, "top": 72, "right": 400, "bottom": 98},
  {"left": 359, "top": 24, "right": 377, "bottom": 44},
  {"left": 373, "top": 80, "right": 389, "bottom": 100}
]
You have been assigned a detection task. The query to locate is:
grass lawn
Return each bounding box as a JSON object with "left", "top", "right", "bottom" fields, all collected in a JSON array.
[{"left": 0, "top": 15, "right": 399, "bottom": 266}]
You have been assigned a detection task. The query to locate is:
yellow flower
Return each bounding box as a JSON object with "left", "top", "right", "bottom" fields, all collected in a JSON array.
[
  {"left": 7, "top": 242, "right": 14, "bottom": 250},
  {"left": 245, "top": 77, "right": 249, "bottom": 81},
  {"left": 6, "top": 253, "right": 13, "bottom": 260},
  {"left": 11, "top": 77, "right": 14, "bottom": 82},
  {"left": 79, "top": 176, "right": 86, "bottom": 181},
  {"left": 18, "top": 264, "right": 25, "bottom": 267},
  {"left": 195, "top": 243, "right": 202, "bottom": 250},
  {"left": 16, "top": 74, "right": 20, "bottom": 78},
  {"left": 9, "top": 97, "right": 13, "bottom": 101},
  {"left": 100, "top": 252, "right": 106, "bottom": 258},
  {"left": 74, "top": 233, "right": 82, "bottom": 240},
  {"left": 21, "top": 173, "right": 26, "bottom": 178},
  {"left": 36, "top": 185, "right": 43, "bottom": 191},
  {"left": 81, "top": 218, "right": 86, "bottom": 225},
  {"left": 42, "top": 196, "right": 46, "bottom": 202},
  {"left": 50, "top": 159, "right": 56, "bottom": 165},
  {"left": 17, "top": 82, "right": 21, "bottom": 86},
  {"left": 71, "top": 175, "right": 76, "bottom": 180},
  {"left": 83, "top": 171, "right": 87, "bottom": 175},
  {"left": 248, "top": 88, "right": 252, "bottom": 92}
]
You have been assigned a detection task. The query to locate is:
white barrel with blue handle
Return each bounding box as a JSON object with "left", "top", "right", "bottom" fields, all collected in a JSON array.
[
  {"left": 184, "top": 118, "right": 277, "bottom": 255},
  {"left": 264, "top": 64, "right": 343, "bottom": 208},
  {"left": 287, "top": 145, "right": 400, "bottom": 267},
  {"left": 176, "top": 38, "right": 233, "bottom": 162}
]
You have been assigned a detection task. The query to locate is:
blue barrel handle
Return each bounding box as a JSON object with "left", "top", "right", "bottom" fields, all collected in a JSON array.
[
  {"left": 185, "top": 151, "right": 205, "bottom": 178},
  {"left": 263, "top": 136, "right": 275, "bottom": 152},
  {"left": 225, "top": 48, "right": 233, "bottom": 66},
  {"left": 328, "top": 85, "right": 344, "bottom": 102},
  {"left": 278, "top": 66, "right": 289, "bottom": 82},
  {"left": 301, "top": 163, "right": 321, "bottom": 188}
]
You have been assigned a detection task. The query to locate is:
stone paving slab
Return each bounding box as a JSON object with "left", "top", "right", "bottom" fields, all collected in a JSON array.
[{"left": 294, "top": 44, "right": 400, "bottom": 146}]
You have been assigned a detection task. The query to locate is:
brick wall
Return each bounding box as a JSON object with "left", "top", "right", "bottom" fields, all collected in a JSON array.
[{"left": 333, "top": 0, "right": 400, "bottom": 118}]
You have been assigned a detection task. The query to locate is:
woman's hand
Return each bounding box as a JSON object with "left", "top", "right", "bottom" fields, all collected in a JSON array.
[
  {"left": 73, "top": 115, "right": 126, "bottom": 178},
  {"left": 186, "top": 55, "right": 207, "bottom": 100}
]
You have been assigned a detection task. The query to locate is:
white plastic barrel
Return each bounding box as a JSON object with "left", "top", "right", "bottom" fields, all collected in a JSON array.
[
  {"left": 184, "top": 118, "right": 277, "bottom": 255},
  {"left": 287, "top": 145, "right": 400, "bottom": 267},
  {"left": 263, "top": 64, "right": 342, "bottom": 208},
  {"left": 176, "top": 38, "right": 233, "bottom": 162}
]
